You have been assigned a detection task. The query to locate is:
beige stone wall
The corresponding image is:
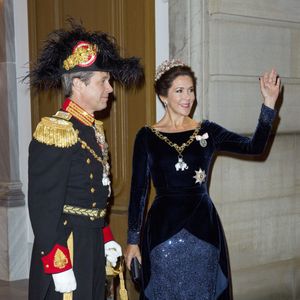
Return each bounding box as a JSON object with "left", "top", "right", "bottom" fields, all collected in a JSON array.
[{"left": 169, "top": 0, "right": 300, "bottom": 299}]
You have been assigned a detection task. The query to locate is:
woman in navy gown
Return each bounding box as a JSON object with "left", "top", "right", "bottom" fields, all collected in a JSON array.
[{"left": 125, "top": 60, "right": 280, "bottom": 299}]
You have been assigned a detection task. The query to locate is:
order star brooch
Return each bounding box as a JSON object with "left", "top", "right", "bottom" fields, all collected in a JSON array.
[
  {"left": 195, "top": 133, "right": 209, "bottom": 147},
  {"left": 193, "top": 168, "right": 206, "bottom": 184}
]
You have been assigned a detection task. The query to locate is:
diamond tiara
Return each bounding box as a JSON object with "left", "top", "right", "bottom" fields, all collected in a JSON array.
[{"left": 155, "top": 59, "right": 186, "bottom": 82}]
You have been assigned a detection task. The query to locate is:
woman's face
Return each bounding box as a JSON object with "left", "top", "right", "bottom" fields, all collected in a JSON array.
[{"left": 162, "top": 75, "right": 195, "bottom": 117}]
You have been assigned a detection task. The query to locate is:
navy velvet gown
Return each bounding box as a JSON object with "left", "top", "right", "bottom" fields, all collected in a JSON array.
[{"left": 128, "top": 105, "right": 275, "bottom": 300}]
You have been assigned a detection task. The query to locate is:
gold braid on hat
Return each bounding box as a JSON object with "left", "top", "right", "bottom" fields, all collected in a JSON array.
[{"left": 155, "top": 59, "right": 186, "bottom": 82}]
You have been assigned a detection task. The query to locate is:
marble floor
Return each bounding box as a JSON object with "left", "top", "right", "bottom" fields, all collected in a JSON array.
[{"left": 0, "top": 280, "right": 28, "bottom": 300}]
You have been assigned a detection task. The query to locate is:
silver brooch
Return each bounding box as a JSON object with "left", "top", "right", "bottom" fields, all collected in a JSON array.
[
  {"left": 193, "top": 168, "right": 206, "bottom": 184},
  {"left": 196, "top": 133, "right": 209, "bottom": 147}
]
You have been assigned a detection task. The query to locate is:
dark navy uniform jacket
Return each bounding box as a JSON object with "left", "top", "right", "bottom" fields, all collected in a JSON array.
[{"left": 28, "top": 99, "right": 113, "bottom": 299}]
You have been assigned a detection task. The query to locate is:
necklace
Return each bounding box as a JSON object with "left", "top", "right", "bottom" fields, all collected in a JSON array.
[
  {"left": 78, "top": 136, "right": 111, "bottom": 185},
  {"left": 93, "top": 122, "right": 111, "bottom": 186},
  {"left": 149, "top": 126, "right": 200, "bottom": 171}
]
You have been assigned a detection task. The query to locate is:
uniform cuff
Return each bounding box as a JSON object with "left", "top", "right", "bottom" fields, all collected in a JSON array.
[
  {"left": 103, "top": 226, "right": 114, "bottom": 243},
  {"left": 41, "top": 244, "right": 72, "bottom": 274}
]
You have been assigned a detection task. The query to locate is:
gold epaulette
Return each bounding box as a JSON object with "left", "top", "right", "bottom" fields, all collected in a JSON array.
[{"left": 33, "top": 115, "right": 78, "bottom": 148}]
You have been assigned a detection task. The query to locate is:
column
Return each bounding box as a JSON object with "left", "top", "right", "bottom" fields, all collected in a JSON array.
[{"left": 0, "top": 0, "right": 28, "bottom": 281}]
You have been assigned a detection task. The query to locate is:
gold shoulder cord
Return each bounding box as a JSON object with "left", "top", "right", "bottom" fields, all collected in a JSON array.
[
  {"left": 78, "top": 137, "right": 108, "bottom": 165},
  {"left": 78, "top": 136, "right": 111, "bottom": 192}
]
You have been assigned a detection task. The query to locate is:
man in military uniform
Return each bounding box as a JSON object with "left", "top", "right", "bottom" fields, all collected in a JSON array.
[{"left": 27, "top": 21, "right": 143, "bottom": 299}]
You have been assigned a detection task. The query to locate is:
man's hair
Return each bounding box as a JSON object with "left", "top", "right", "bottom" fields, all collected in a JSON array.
[{"left": 61, "top": 71, "right": 94, "bottom": 97}]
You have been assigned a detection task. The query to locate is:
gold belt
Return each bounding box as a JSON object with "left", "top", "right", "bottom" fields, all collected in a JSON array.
[{"left": 63, "top": 204, "right": 106, "bottom": 220}]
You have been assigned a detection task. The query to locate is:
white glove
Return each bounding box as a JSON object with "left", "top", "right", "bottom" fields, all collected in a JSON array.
[
  {"left": 105, "top": 241, "right": 122, "bottom": 267},
  {"left": 52, "top": 268, "right": 77, "bottom": 293}
]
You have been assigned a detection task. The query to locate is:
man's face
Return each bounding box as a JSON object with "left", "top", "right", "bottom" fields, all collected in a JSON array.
[{"left": 78, "top": 71, "right": 113, "bottom": 114}]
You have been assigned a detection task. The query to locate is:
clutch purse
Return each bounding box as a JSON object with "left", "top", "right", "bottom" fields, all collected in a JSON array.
[{"left": 130, "top": 257, "right": 142, "bottom": 283}]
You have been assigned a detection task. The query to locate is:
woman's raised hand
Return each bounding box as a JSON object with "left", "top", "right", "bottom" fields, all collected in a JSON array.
[{"left": 260, "top": 69, "right": 281, "bottom": 109}]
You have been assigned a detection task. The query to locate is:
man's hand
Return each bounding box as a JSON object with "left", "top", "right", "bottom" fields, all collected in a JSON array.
[
  {"left": 52, "top": 268, "right": 77, "bottom": 293},
  {"left": 105, "top": 241, "right": 122, "bottom": 267}
]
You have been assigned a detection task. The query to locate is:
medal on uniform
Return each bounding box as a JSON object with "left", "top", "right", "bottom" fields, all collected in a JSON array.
[
  {"left": 102, "top": 173, "right": 111, "bottom": 186},
  {"left": 94, "top": 127, "right": 106, "bottom": 145}
]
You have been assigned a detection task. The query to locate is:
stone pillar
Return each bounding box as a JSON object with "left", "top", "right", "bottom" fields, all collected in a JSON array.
[
  {"left": 169, "top": 0, "right": 209, "bottom": 121},
  {"left": 169, "top": 0, "right": 300, "bottom": 299},
  {"left": 0, "top": 0, "right": 28, "bottom": 281}
]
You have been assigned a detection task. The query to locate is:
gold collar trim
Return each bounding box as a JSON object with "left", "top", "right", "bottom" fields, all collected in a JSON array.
[{"left": 63, "top": 99, "right": 95, "bottom": 126}]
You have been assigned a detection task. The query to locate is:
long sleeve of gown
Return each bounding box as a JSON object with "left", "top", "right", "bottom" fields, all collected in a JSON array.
[
  {"left": 128, "top": 127, "right": 150, "bottom": 244},
  {"left": 208, "top": 104, "right": 276, "bottom": 154}
]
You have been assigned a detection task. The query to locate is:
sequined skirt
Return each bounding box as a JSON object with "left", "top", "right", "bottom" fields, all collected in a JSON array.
[{"left": 140, "top": 186, "right": 232, "bottom": 300}]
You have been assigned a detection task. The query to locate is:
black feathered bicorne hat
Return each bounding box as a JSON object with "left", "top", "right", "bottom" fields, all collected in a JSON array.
[{"left": 27, "top": 20, "right": 144, "bottom": 90}]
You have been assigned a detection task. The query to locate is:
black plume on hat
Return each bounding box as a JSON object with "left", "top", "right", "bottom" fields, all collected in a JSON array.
[{"left": 27, "top": 20, "right": 144, "bottom": 90}]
